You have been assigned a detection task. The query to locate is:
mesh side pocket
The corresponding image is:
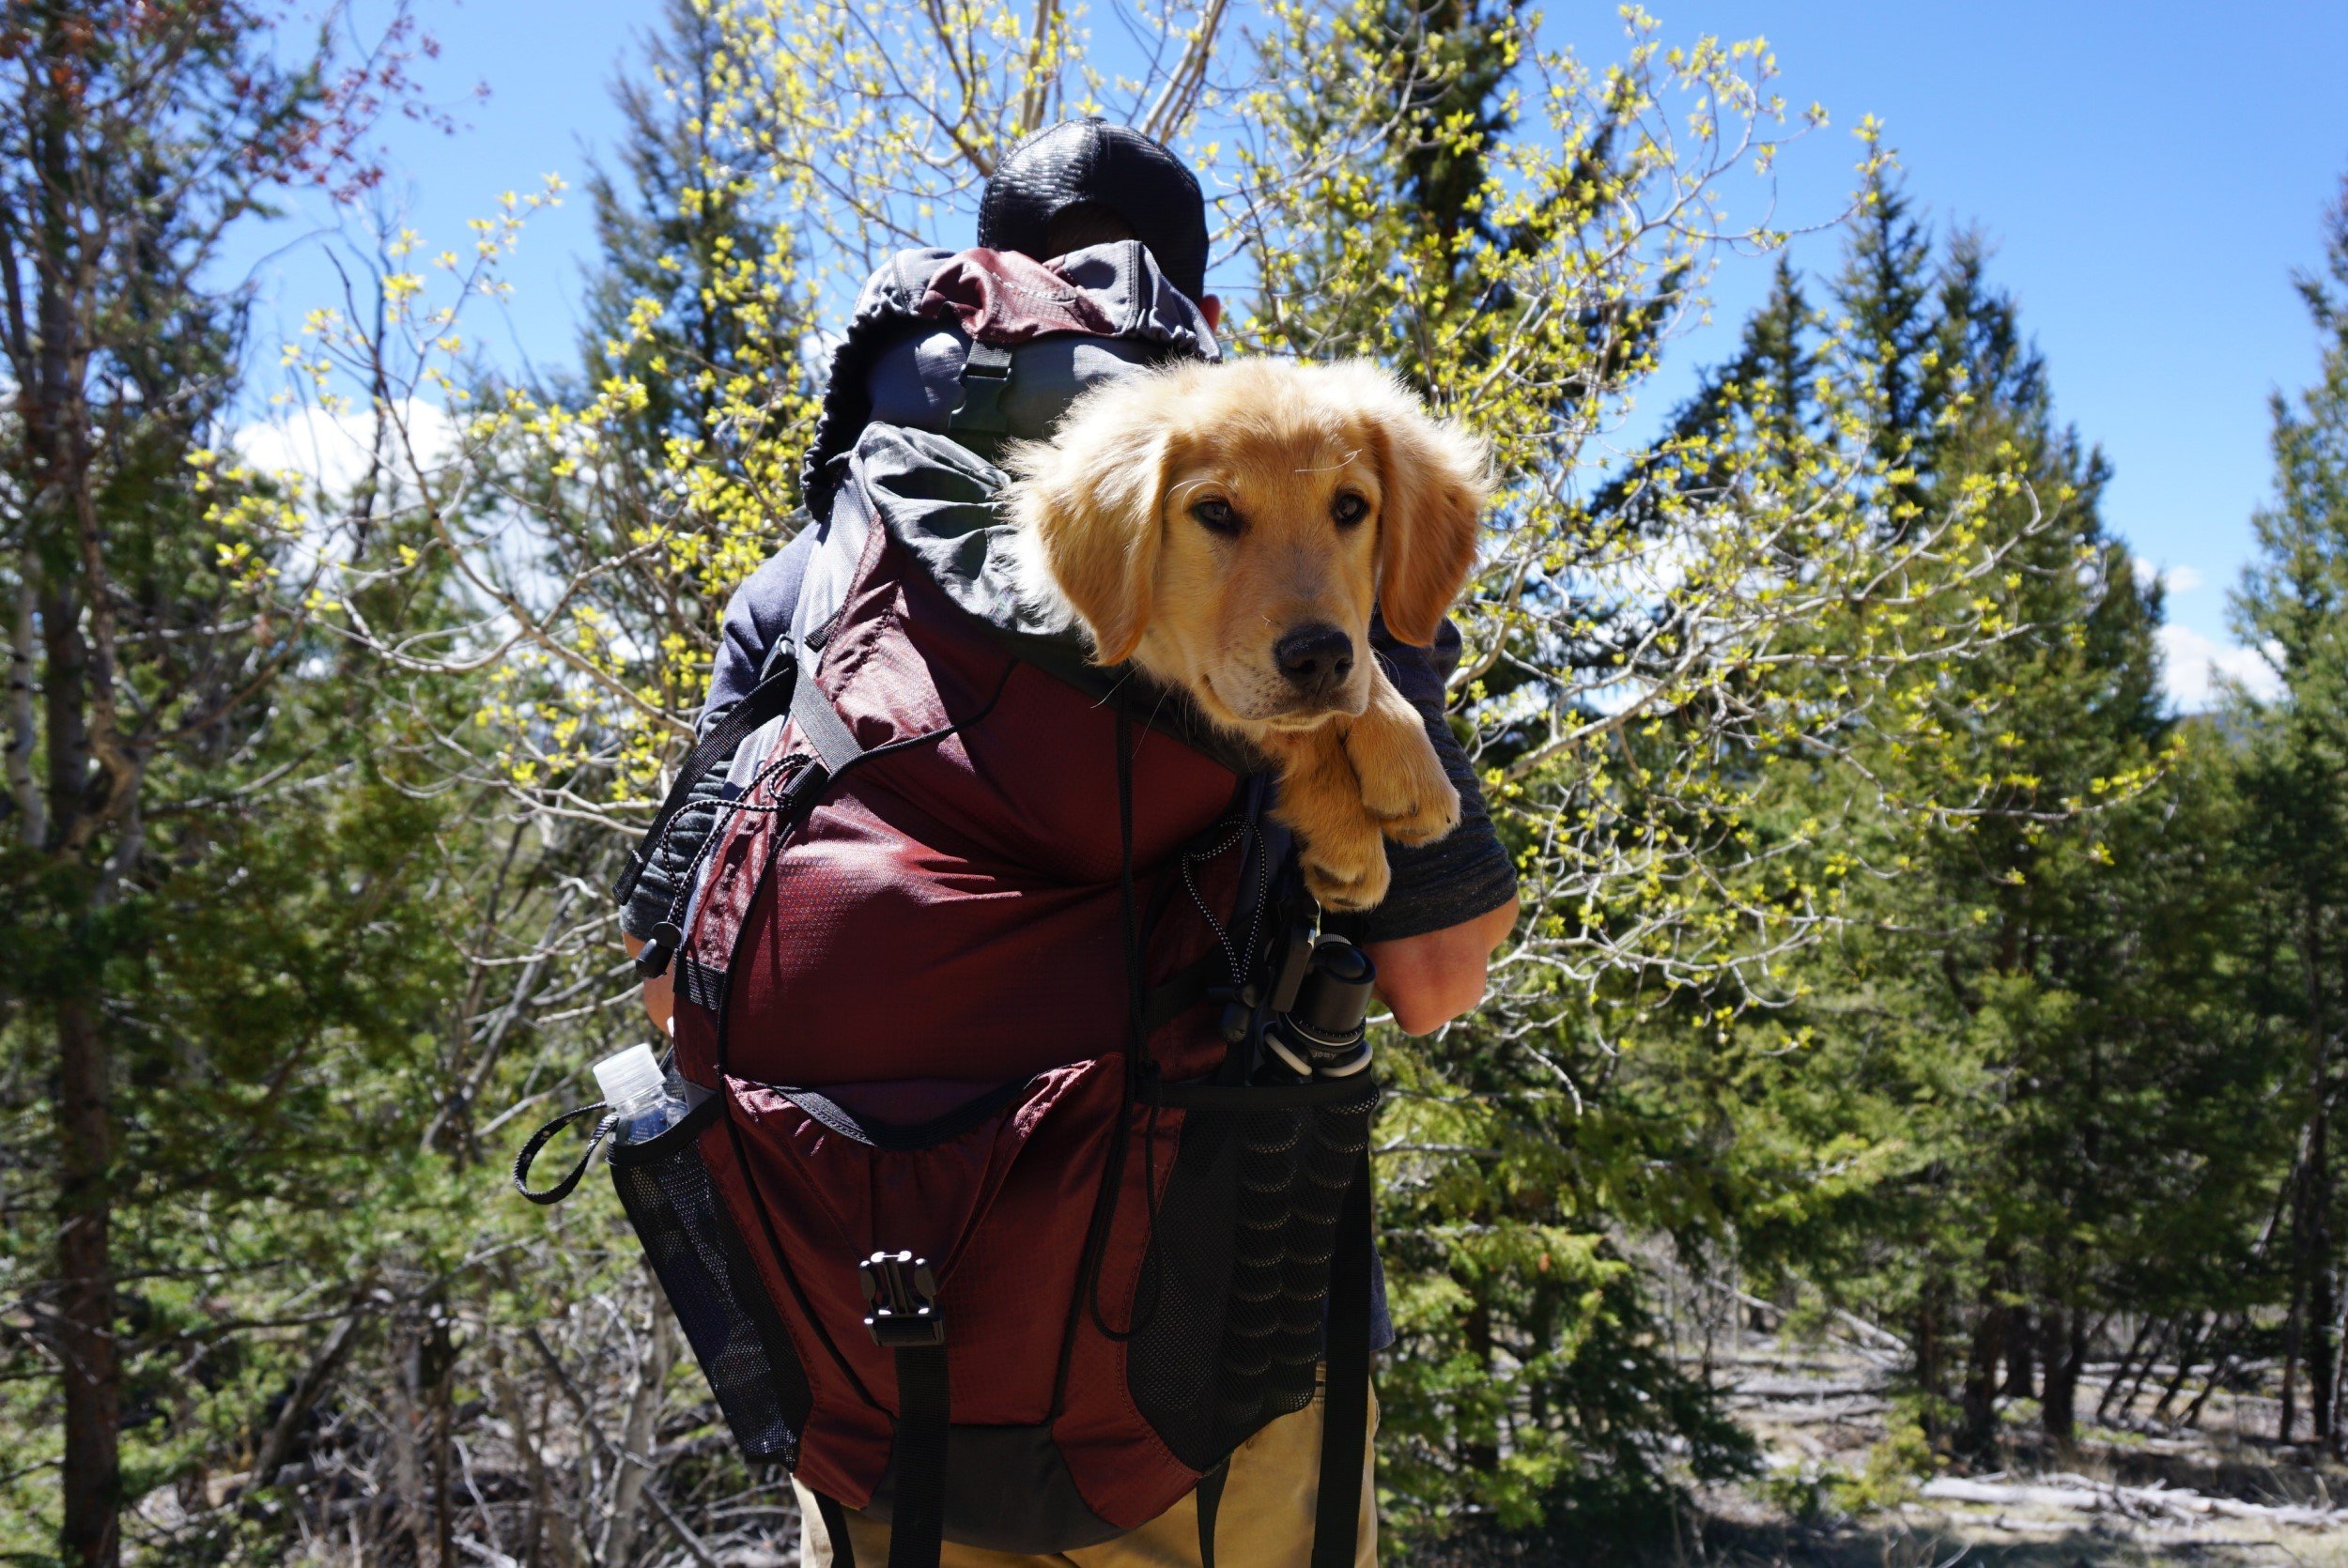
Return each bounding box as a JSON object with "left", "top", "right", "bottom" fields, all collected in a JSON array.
[
  {"left": 610, "top": 1096, "right": 811, "bottom": 1467},
  {"left": 1126, "top": 1075, "right": 1379, "bottom": 1471}
]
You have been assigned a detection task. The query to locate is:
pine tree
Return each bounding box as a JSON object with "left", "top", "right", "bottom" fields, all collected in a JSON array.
[
  {"left": 1381, "top": 0, "right": 1532, "bottom": 254},
  {"left": 1659, "top": 177, "right": 2256, "bottom": 1463},
  {"left": 2231, "top": 172, "right": 2348, "bottom": 1450},
  {"left": 0, "top": 8, "right": 458, "bottom": 1559},
  {"left": 579, "top": 0, "right": 803, "bottom": 469},
  {"left": 1245, "top": 6, "right": 1784, "bottom": 1543}
]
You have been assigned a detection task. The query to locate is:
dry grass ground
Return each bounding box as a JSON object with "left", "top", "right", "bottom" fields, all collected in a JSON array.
[{"left": 1658, "top": 1327, "right": 2348, "bottom": 1567}]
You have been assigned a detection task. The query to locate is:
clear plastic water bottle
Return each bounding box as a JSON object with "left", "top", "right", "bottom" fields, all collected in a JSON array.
[{"left": 594, "top": 1043, "right": 690, "bottom": 1144}]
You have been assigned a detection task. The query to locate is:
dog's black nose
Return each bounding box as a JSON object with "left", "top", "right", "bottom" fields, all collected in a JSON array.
[{"left": 1274, "top": 623, "right": 1355, "bottom": 698}]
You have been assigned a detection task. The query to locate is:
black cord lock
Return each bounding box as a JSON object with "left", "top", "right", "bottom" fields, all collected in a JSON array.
[{"left": 635, "top": 920, "right": 684, "bottom": 978}]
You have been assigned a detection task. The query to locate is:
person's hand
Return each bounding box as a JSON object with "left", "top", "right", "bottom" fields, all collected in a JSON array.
[
  {"left": 621, "top": 932, "right": 675, "bottom": 1038},
  {"left": 1363, "top": 896, "right": 1518, "bottom": 1036}
]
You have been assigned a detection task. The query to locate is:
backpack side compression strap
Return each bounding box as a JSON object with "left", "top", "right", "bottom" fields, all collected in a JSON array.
[
  {"left": 1311, "top": 1147, "right": 1375, "bottom": 1568},
  {"left": 788, "top": 640, "right": 868, "bottom": 776}
]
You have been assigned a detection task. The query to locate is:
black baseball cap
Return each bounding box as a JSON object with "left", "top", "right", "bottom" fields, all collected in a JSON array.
[{"left": 979, "top": 118, "right": 1211, "bottom": 300}]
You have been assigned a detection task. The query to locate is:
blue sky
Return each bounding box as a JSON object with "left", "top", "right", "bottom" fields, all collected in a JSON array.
[{"left": 230, "top": 1, "right": 2348, "bottom": 708}]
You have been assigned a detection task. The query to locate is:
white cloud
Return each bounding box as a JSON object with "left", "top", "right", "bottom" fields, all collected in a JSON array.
[
  {"left": 2157, "top": 623, "right": 2281, "bottom": 712},
  {"left": 234, "top": 400, "right": 461, "bottom": 500},
  {"left": 2132, "top": 559, "right": 2205, "bottom": 596}
]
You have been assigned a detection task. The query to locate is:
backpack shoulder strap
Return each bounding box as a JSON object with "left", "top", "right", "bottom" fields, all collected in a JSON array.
[
  {"left": 620, "top": 631, "right": 879, "bottom": 979},
  {"left": 612, "top": 525, "right": 823, "bottom": 912},
  {"left": 610, "top": 659, "right": 800, "bottom": 908}
]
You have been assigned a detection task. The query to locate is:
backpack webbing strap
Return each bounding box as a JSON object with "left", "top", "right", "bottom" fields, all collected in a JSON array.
[
  {"left": 812, "top": 1492, "right": 857, "bottom": 1567},
  {"left": 888, "top": 1343, "right": 950, "bottom": 1568},
  {"left": 615, "top": 518, "right": 818, "bottom": 910},
  {"left": 510, "top": 1102, "right": 616, "bottom": 1206},
  {"left": 1195, "top": 1458, "right": 1229, "bottom": 1568},
  {"left": 790, "top": 644, "right": 867, "bottom": 776},
  {"left": 1311, "top": 1146, "right": 1375, "bottom": 1568}
]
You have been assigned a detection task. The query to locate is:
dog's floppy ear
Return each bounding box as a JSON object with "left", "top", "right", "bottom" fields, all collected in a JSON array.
[
  {"left": 1352, "top": 366, "right": 1489, "bottom": 647},
  {"left": 1007, "top": 374, "right": 1179, "bottom": 666}
]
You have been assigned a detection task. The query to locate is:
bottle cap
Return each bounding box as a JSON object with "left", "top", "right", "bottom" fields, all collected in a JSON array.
[{"left": 594, "top": 1043, "right": 667, "bottom": 1110}]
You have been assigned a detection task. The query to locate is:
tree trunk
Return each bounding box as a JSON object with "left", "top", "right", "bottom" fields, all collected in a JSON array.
[
  {"left": 2313, "top": 1262, "right": 2339, "bottom": 1447},
  {"left": 1916, "top": 1273, "right": 1945, "bottom": 1451},
  {"left": 2305, "top": 918, "right": 2336, "bottom": 1448},
  {"left": 2039, "top": 1304, "right": 2082, "bottom": 1450},
  {"left": 2334, "top": 1291, "right": 2348, "bottom": 1456},
  {"left": 492, "top": 1349, "right": 552, "bottom": 1568},
  {"left": 2282, "top": 1169, "right": 2320, "bottom": 1437},
  {"left": 56, "top": 992, "right": 119, "bottom": 1568},
  {"left": 2000, "top": 1297, "right": 2035, "bottom": 1400},
  {"left": 389, "top": 1319, "right": 429, "bottom": 1560},
  {"left": 424, "top": 1308, "right": 458, "bottom": 1568},
  {"left": 2182, "top": 1341, "right": 2238, "bottom": 1430},
  {"left": 246, "top": 1299, "right": 370, "bottom": 1500},
  {"left": 25, "top": 24, "right": 122, "bottom": 1548},
  {"left": 2097, "top": 1316, "right": 2156, "bottom": 1423},
  {"left": 1958, "top": 1287, "right": 2002, "bottom": 1461},
  {"left": 1461, "top": 1298, "right": 1499, "bottom": 1473},
  {"left": 2149, "top": 1314, "right": 2208, "bottom": 1426},
  {"left": 48, "top": 553, "right": 116, "bottom": 1566},
  {"left": 2285, "top": 1238, "right": 2309, "bottom": 1440},
  {"left": 604, "top": 1301, "right": 680, "bottom": 1567}
]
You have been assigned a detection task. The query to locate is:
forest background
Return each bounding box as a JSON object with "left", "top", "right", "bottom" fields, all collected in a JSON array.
[{"left": 4, "top": 2, "right": 2348, "bottom": 1564}]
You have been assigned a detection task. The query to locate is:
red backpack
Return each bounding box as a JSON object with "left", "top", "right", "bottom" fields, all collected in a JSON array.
[{"left": 522, "top": 245, "right": 1378, "bottom": 1568}]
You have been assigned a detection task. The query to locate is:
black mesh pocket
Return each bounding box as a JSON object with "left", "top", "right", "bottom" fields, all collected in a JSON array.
[
  {"left": 1125, "top": 1074, "right": 1378, "bottom": 1470},
  {"left": 609, "top": 1094, "right": 811, "bottom": 1467}
]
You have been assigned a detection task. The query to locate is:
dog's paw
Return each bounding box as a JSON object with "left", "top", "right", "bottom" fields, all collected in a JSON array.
[
  {"left": 1351, "top": 729, "right": 1461, "bottom": 848},
  {"left": 1301, "top": 819, "right": 1392, "bottom": 912},
  {"left": 1366, "top": 769, "right": 1459, "bottom": 848}
]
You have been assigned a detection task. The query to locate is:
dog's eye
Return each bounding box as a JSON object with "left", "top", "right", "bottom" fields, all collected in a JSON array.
[
  {"left": 1190, "top": 497, "right": 1241, "bottom": 536},
  {"left": 1332, "top": 492, "right": 1369, "bottom": 529}
]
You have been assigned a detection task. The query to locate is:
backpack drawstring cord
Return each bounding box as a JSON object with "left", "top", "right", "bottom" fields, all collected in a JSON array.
[{"left": 1076, "top": 709, "right": 1168, "bottom": 1345}]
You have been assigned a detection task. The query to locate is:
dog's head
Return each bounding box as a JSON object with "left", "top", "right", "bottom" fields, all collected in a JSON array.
[{"left": 1006, "top": 358, "right": 1488, "bottom": 732}]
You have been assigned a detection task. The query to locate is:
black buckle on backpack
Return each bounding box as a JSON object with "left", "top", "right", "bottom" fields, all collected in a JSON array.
[
  {"left": 950, "top": 342, "right": 1013, "bottom": 437},
  {"left": 858, "top": 1251, "right": 945, "bottom": 1346}
]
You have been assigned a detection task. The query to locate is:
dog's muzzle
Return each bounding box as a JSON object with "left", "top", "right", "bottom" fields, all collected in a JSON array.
[{"left": 1273, "top": 623, "right": 1354, "bottom": 702}]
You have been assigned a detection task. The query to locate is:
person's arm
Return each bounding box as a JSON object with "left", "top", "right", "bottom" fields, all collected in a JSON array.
[
  {"left": 698, "top": 530, "right": 813, "bottom": 726},
  {"left": 1332, "top": 614, "right": 1520, "bottom": 1035},
  {"left": 1365, "top": 896, "right": 1517, "bottom": 1036},
  {"left": 624, "top": 932, "right": 674, "bottom": 1037}
]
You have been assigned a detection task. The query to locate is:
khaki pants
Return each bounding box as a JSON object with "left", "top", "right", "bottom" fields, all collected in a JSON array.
[{"left": 795, "top": 1380, "right": 1378, "bottom": 1568}]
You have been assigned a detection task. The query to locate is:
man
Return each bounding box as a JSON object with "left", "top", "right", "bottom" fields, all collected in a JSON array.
[{"left": 620, "top": 119, "right": 1516, "bottom": 1566}]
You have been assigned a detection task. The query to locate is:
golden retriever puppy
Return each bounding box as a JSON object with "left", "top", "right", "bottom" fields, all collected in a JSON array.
[{"left": 1006, "top": 357, "right": 1489, "bottom": 911}]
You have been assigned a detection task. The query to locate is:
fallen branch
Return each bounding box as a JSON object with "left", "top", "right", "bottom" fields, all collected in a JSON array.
[
  {"left": 1922, "top": 1472, "right": 2341, "bottom": 1530},
  {"left": 1732, "top": 1287, "right": 1910, "bottom": 1360}
]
